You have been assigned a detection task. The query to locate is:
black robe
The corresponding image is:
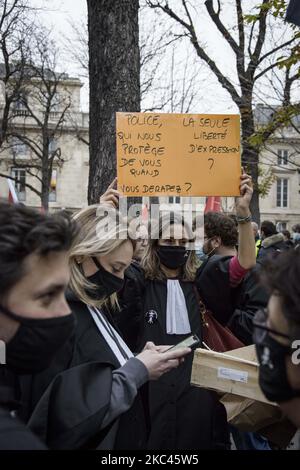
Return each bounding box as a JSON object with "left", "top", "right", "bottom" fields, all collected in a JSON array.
[
  {"left": 19, "top": 296, "right": 149, "bottom": 450},
  {"left": 0, "top": 368, "right": 46, "bottom": 450},
  {"left": 118, "top": 255, "right": 233, "bottom": 450}
]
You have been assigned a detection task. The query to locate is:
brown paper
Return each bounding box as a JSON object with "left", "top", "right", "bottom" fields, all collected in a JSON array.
[
  {"left": 191, "top": 345, "right": 296, "bottom": 448},
  {"left": 116, "top": 112, "right": 241, "bottom": 197},
  {"left": 191, "top": 346, "right": 272, "bottom": 403}
]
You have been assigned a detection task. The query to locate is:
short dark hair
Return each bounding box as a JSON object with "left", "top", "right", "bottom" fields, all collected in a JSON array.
[
  {"left": 282, "top": 230, "right": 291, "bottom": 240},
  {"left": 292, "top": 224, "right": 300, "bottom": 233},
  {"left": 261, "top": 250, "right": 300, "bottom": 340},
  {"left": 204, "top": 212, "right": 238, "bottom": 247},
  {"left": 261, "top": 220, "right": 277, "bottom": 237},
  {"left": 0, "top": 203, "right": 78, "bottom": 297}
]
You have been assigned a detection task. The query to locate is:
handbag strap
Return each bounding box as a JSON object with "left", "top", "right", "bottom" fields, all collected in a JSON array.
[{"left": 193, "top": 285, "right": 209, "bottom": 328}]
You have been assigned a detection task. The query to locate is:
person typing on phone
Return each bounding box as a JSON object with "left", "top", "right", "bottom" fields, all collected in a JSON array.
[{"left": 18, "top": 205, "right": 191, "bottom": 450}]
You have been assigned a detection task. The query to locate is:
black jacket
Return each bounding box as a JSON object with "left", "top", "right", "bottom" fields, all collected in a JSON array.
[
  {"left": 19, "top": 294, "right": 148, "bottom": 450},
  {"left": 0, "top": 368, "right": 46, "bottom": 450},
  {"left": 228, "top": 262, "right": 269, "bottom": 345},
  {"left": 257, "top": 233, "right": 288, "bottom": 261}
]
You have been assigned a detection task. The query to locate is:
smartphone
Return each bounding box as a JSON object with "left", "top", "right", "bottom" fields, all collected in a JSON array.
[{"left": 164, "top": 334, "right": 201, "bottom": 353}]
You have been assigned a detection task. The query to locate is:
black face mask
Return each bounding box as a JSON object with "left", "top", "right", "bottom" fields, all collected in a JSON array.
[
  {"left": 0, "top": 304, "right": 75, "bottom": 375},
  {"left": 255, "top": 335, "right": 300, "bottom": 403},
  {"left": 157, "top": 246, "right": 189, "bottom": 270},
  {"left": 87, "top": 257, "right": 124, "bottom": 300}
]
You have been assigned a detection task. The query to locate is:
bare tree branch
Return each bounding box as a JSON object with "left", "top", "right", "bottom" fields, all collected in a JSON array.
[
  {"left": 205, "top": 0, "right": 240, "bottom": 57},
  {"left": 147, "top": 0, "right": 241, "bottom": 105},
  {"left": 0, "top": 172, "right": 42, "bottom": 197}
]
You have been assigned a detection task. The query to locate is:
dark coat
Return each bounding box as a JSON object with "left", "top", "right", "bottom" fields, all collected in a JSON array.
[
  {"left": 118, "top": 255, "right": 233, "bottom": 450},
  {"left": 228, "top": 262, "right": 269, "bottom": 345},
  {"left": 257, "top": 233, "right": 289, "bottom": 261},
  {"left": 19, "top": 295, "right": 148, "bottom": 450},
  {"left": 284, "top": 240, "right": 295, "bottom": 250},
  {"left": 0, "top": 368, "right": 46, "bottom": 450}
]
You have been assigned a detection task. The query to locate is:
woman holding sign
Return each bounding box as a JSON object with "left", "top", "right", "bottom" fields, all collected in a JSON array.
[{"left": 103, "top": 171, "right": 256, "bottom": 450}]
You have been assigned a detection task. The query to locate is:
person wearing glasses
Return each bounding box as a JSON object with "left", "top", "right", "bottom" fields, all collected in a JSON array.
[{"left": 253, "top": 249, "right": 300, "bottom": 429}]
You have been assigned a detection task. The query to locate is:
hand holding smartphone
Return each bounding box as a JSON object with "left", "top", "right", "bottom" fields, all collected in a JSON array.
[{"left": 163, "top": 334, "right": 201, "bottom": 353}]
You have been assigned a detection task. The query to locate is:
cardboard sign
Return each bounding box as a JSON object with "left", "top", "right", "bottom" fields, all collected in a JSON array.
[
  {"left": 116, "top": 112, "right": 241, "bottom": 197},
  {"left": 191, "top": 345, "right": 273, "bottom": 405}
]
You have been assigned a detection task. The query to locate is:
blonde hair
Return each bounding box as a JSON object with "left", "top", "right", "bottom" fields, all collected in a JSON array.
[
  {"left": 69, "top": 204, "right": 134, "bottom": 309},
  {"left": 141, "top": 211, "right": 200, "bottom": 281}
]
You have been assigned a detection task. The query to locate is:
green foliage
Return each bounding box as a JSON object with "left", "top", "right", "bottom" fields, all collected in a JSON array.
[
  {"left": 244, "top": 0, "right": 288, "bottom": 24},
  {"left": 249, "top": 104, "right": 300, "bottom": 149},
  {"left": 258, "top": 165, "right": 276, "bottom": 197},
  {"left": 277, "top": 41, "right": 300, "bottom": 71},
  {"left": 244, "top": 14, "right": 260, "bottom": 23},
  {"left": 244, "top": 1, "right": 300, "bottom": 74}
]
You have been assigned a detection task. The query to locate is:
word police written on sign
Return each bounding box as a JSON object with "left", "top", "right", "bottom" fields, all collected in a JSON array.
[{"left": 116, "top": 113, "right": 241, "bottom": 197}]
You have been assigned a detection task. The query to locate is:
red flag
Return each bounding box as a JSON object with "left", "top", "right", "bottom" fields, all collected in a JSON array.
[
  {"left": 7, "top": 178, "right": 19, "bottom": 204},
  {"left": 141, "top": 203, "right": 148, "bottom": 223},
  {"left": 204, "top": 196, "right": 222, "bottom": 214}
]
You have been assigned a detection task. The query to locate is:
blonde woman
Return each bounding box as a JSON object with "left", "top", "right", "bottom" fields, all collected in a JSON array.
[
  {"left": 22, "top": 205, "right": 190, "bottom": 450},
  {"left": 102, "top": 171, "right": 256, "bottom": 450}
]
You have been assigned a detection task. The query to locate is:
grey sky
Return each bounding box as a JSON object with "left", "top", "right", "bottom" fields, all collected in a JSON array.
[{"left": 28, "top": 1, "right": 296, "bottom": 115}]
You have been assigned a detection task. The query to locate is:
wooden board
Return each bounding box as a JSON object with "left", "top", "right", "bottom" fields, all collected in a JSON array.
[{"left": 191, "top": 346, "right": 272, "bottom": 404}]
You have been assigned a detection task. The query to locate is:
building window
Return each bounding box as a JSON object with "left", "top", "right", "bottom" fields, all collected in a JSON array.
[
  {"left": 169, "top": 196, "right": 181, "bottom": 203},
  {"left": 277, "top": 149, "right": 288, "bottom": 166},
  {"left": 52, "top": 93, "right": 61, "bottom": 112},
  {"left": 276, "top": 178, "right": 288, "bottom": 208},
  {"left": 13, "top": 94, "right": 30, "bottom": 117},
  {"left": 49, "top": 169, "right": 57, "bottom": 202},
  {"left": 12, "top": 137, "right": 28, "bottom": 156},
  {"left": 15, "top": 95, "right": 27, "bottom": 109},
  {"left": 11, "top": 168, "right": 26, "bottom": 201},
  {"left": 48, "top": 138, "right": 57, "bottom": 154},
  {"left": 276, "top": 221, "right": 287, "bottom": 231}
]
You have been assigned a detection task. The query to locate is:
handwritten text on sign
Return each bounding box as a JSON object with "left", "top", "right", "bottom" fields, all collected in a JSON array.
[{"left": 116, "top": 113, "right": 241, "bottom": 197}]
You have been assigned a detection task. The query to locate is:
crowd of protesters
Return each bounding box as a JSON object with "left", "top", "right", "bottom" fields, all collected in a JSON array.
[{"left": 0, "top": 172, "right": 300, "bottom": 450}]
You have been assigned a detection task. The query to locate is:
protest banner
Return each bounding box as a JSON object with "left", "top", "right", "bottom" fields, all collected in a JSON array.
[{"left": 116, "top": 112, "right": 241, "bottom": 197}]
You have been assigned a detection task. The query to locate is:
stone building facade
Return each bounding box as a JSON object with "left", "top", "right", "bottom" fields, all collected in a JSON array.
[
  {"left": 0, "top": 74, "right": 89, "bottom": 212},
  {"left": 256, "top": 104, "right": 300, "bottom": 231}
]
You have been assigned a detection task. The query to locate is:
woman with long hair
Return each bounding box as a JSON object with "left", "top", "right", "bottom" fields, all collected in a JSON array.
[
  {"left": 20, "top": 205, "right": 190, "bottom": 450},
  {"left": 103, "top": 171, "right": 256, "bottom": 449}
]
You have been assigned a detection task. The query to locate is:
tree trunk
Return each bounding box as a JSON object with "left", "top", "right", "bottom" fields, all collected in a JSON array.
[
  {"left": 41, "top": 181, "right": 49, "bottom": 212},
  {"left": 87, "top": 0, "right": 141, "bottom": 205},
  {"left": 41, "top": 147, "right": 50, "bottom": 212},
  {"left": 240, "top": 111, "right": 260, "bottom": 224}
]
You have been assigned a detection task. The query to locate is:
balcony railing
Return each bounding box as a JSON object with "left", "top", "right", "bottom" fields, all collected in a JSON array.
[{"left": 12, "top": 109, "right": 31, "bottom": 117}]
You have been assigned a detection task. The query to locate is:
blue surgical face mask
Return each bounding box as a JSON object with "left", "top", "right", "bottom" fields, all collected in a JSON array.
[
  {"left": 195, "top": 246, "right": 208, "bottom": 261},
  {"left": 195, "top": 245, "right": 204, "bottom": 256}
]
